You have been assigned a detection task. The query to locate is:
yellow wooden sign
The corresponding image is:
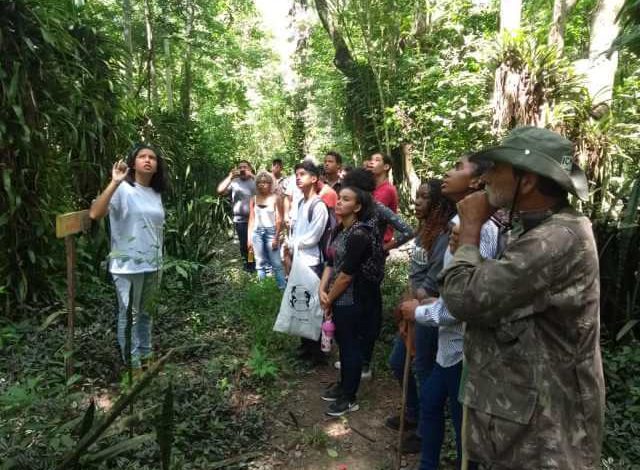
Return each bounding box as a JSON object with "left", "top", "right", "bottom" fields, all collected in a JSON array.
[{"left": 56, "top": 210, "right": 91, "bottom": 239}]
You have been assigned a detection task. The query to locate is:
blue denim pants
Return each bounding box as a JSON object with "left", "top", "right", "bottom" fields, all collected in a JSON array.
[
  {"left": 419, "top": 361, "right": 477, "bottom": 470},
  {"left": 113, "top": 271, "right": 159, "bottom": 368},
  {"left": 388, "top": 324, "right": 438, "bottom": 421},
  {"left": 252, "top": 226, "right": 286, "bottom": 290}
]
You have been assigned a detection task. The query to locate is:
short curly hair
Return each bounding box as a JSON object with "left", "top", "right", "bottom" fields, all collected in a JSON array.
[{"left": 341, "top": 167, "right": 376, "bottom": 192}]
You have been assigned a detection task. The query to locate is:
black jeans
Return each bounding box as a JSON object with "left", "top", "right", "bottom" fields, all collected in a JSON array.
[
  {"left": 333, "top": 302, "right": 368, "bottom": 401},
  {"left": 234, "top": 221, "right": 255, "bottom": 270},
  {"left": 360, "top": 286, "right": 382, "bottom": 367}
]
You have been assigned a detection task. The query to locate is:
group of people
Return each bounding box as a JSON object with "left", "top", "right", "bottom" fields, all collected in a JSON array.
[{"left": 91, "top": 127, "right": 605, "bottom": 470}]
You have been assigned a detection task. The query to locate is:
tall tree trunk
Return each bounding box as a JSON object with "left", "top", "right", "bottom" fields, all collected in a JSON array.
[
  {"left": 122, "top": 0, "right": 133, "bottom": 96},
  {"left": 180, "top": 0, "right": 194, "bottom": 120},
  {"left": 143, "top": 0, "right": 157, "bottom": 106},
  {"left": 491, "top": 0, "right": 524, "bottom": 132},
  {"left": 575, "top": 0, "right": 625, "bottom": 111},
  {"left": 164, "top": 38, "right": 173, "bottom": 112},
  {"left": 314, "top": 0, "right": 379, "bottom": 153},
  {"left": 548, "top": 0, "right": 579, "bottom": 54}
]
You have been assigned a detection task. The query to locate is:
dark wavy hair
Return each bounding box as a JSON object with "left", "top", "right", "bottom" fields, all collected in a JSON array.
[
  {"left": 341, "top": 167, "right": 376, "bottom": 192},
  {"left": 418, "top": 179, "right": 456, "bottom": 252}
]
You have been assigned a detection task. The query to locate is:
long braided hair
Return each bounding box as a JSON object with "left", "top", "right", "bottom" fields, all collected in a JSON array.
[{"left": 418, "top": 179, "right": 456, "bottom": 252}]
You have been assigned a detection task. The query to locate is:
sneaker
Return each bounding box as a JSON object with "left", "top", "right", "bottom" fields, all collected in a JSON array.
[
  {"left": 385, "top": 414, "right": 418, "bottom": 431},
  {"left": 326, "top": 397, "right": 359, "bottom": 417},
  {"left": 400, "top": 432, "right": 422, "bottom": 454},
  {"left": 321, "top": 383, "right": 343, "bottom": 402}
]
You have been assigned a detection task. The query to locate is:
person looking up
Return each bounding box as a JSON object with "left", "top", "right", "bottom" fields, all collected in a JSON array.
[
  {"left": 217, "top": 160, "right": 256, "bottom": 272},
  {"left": 289, "top": 160, "right": 329, "bottom": 365},
  {"left": 89, "top": 144, "right": 168, "bottom": 374},
  {"left": 400, "top": 153, "right": 498, "bottom": 470},
  {"left": 367, "top": 152, "right": 398, "bottom": 244},
  {"left": 271, "top": 158, "right": 284, "bottom": 193},
  {"left": 387, "top": 179, "right": 455, "bottom": 454},
  {"left": 439, "top": 127, "right": 604, "bottom": 470},
  {"left": 324, "top": 151, "right": 343, "bottom": 192},
  {"left": 247, "top": 171, "right": 286, "bottom": 290},
  {"left": 336, "top": 167, "right": 414, "bottom": 378}
]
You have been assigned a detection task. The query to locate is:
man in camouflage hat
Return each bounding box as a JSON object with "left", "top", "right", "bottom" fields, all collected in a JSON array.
[{"left": 440, "top": 126, "right": 605, "bottom": 470}]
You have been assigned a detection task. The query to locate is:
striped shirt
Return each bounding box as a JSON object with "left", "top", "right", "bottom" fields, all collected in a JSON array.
[{"left": 414, "top": 215, "right": 498, "bottom": 367}]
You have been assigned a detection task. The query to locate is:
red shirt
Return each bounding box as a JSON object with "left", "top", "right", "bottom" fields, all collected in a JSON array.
[
  {"left": 373, "top": 180, "right": 398, "bottom": 243},
  {"left": 317, "top": 180, "right": 338, "bottom": 209}
]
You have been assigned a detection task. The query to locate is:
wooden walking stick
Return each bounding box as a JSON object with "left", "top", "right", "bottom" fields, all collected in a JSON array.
[
  {"left": 461, "top": 403, "right": 469, "bottom": 470},
  {"left": 395, "top": 320, "right": 415, "bottom": 470}
]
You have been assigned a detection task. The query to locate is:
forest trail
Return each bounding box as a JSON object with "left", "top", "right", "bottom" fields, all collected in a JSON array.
[{"left": 250, "top": 362, "right": 421, "bottom": 470}]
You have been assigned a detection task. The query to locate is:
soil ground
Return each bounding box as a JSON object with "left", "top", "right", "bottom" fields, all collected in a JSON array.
[{"left": 249, "top": 361, "right": 421, "bottom": 470}]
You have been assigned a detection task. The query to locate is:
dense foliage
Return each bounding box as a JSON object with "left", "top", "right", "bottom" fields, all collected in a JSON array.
[{"left": 1, "top": 0, "right": 640, "bottom": 468}]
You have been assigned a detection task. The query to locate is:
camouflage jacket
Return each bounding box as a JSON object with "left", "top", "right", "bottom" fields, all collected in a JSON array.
[{"left": 440, "top": 206, "right": 605, "bottom": 470}]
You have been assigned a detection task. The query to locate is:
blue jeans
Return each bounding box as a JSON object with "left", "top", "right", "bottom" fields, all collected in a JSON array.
[
  {"left": 389, "top": 325, "right": 438, "bottom": 421},
  {"left": 252, "top": 226, "right": 286, "bottom": 290},
  {"left": 333, "top": 302, "right": 368, "bottom": 401},
  {"left": 113, "top": 272, "right": 159, "bottom": 368},
  {"left": 419, "top": 361, "right": 476, "bottom": 470}
]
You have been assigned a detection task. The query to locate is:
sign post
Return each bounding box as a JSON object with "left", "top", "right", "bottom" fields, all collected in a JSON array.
[{"left": 56, "top": 210, "right": 91, "bottom": 381}]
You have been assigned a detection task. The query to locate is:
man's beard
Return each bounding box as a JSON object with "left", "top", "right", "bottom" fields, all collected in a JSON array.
[{"left": 485, "top": 185, "right": 513, "bottom": 209}]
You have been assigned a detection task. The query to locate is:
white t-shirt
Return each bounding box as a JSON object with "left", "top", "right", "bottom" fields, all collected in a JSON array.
[
  {"left": 289, "top": 196, "right": 328, "bottom": 266},
  {"left": 284, "top": 174, "right": 303, "bottom": 223},
  {"left": 108, "top": 182, "right": 165, "bottom": 274}
]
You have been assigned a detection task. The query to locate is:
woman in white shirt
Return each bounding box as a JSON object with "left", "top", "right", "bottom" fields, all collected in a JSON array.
[
  {"left": 247, "top": 171, "right": 286, "bottom": 290},
  {"left": 89, "top": 144, "right": 167, "bottom": 372}
]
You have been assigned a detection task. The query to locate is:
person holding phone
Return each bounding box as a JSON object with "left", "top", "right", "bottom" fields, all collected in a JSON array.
[{"left": 217, "top": 160, "right": 256, "bottom": 272}]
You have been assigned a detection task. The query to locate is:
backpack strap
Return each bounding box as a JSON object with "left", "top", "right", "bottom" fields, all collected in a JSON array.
[{"left": 307, "top": 197, "right": 326, "bottom": 223}]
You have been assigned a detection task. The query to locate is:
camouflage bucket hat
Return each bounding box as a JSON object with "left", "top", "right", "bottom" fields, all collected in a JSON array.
[{"left": 470, "top": 126, "right": 589, "bottom": 200}]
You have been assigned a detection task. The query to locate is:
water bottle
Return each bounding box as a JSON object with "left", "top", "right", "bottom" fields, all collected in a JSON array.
[{"left": 320, "top": 319, "right": 335, "bottom": 352}]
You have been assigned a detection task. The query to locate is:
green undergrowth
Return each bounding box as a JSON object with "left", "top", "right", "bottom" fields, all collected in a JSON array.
[{"left": 1, "top": 250, "right": 638, "bottom": 468}]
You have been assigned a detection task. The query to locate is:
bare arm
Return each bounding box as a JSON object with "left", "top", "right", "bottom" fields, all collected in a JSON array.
[
  {"left": 217, "top": 170, "right": 237, "bottom": 195},
  {"left": 89, "top": 160, "right": 129, "bottom": 221},
  {"left": 327, "top": 272, "right": 352, "bottom": 304},
  {"left": 247, "top": 197, "right": 255, "bottom": 250}
]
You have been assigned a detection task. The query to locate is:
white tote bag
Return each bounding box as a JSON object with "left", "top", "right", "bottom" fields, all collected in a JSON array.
[{"left": 273, "top": 253, "right": 323, "bottom": 340}]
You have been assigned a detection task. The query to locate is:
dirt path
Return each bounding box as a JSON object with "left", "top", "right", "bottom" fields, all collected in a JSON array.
[{"left": 250, "top": 361, "right": 421, "bottom": 470}]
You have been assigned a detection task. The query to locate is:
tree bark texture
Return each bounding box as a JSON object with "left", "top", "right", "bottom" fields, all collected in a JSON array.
[
  {"left": 143, "top": 0, "right": 157, "bottom": 105},
  {"left": 180, "top": 0, "right": 194, "bottom": 120},
  {"left": 164, "top": 38, "right": 173, "bottom": 112},
  {"left": 574, "top": 0, "right": 625, "bottom": 109},
  {"left": 547, "top": 0, "right": 579, "bottom": 54},
  {"left": 122, "top": 0, "right": 134, "bottom": 95},
  {"left": 314, "top": 0, "right": 382, "bottom": 154}
]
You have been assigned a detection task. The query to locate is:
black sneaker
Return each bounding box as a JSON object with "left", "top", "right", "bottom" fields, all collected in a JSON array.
[
  {"left": 385, "top": 414, "right": 418, "bottom": 431},
  {"left": 400, "top": 432, "right": 422, "bottom": 454},
  {"left": 326, "top": 397, "right": 359, "bottom": 417},
  {"left": 321, "top": 383, "right": 343, "bottom": 402}
]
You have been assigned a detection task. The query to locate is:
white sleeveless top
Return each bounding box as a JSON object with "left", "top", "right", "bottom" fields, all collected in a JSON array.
[{"left": 254, "top": 196, "right": 276, "bottom": 228}]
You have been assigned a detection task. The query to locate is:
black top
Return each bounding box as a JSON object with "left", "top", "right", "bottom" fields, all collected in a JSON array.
[{"left": 327, "top": 224, "right": 379, "bottom": 307}]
